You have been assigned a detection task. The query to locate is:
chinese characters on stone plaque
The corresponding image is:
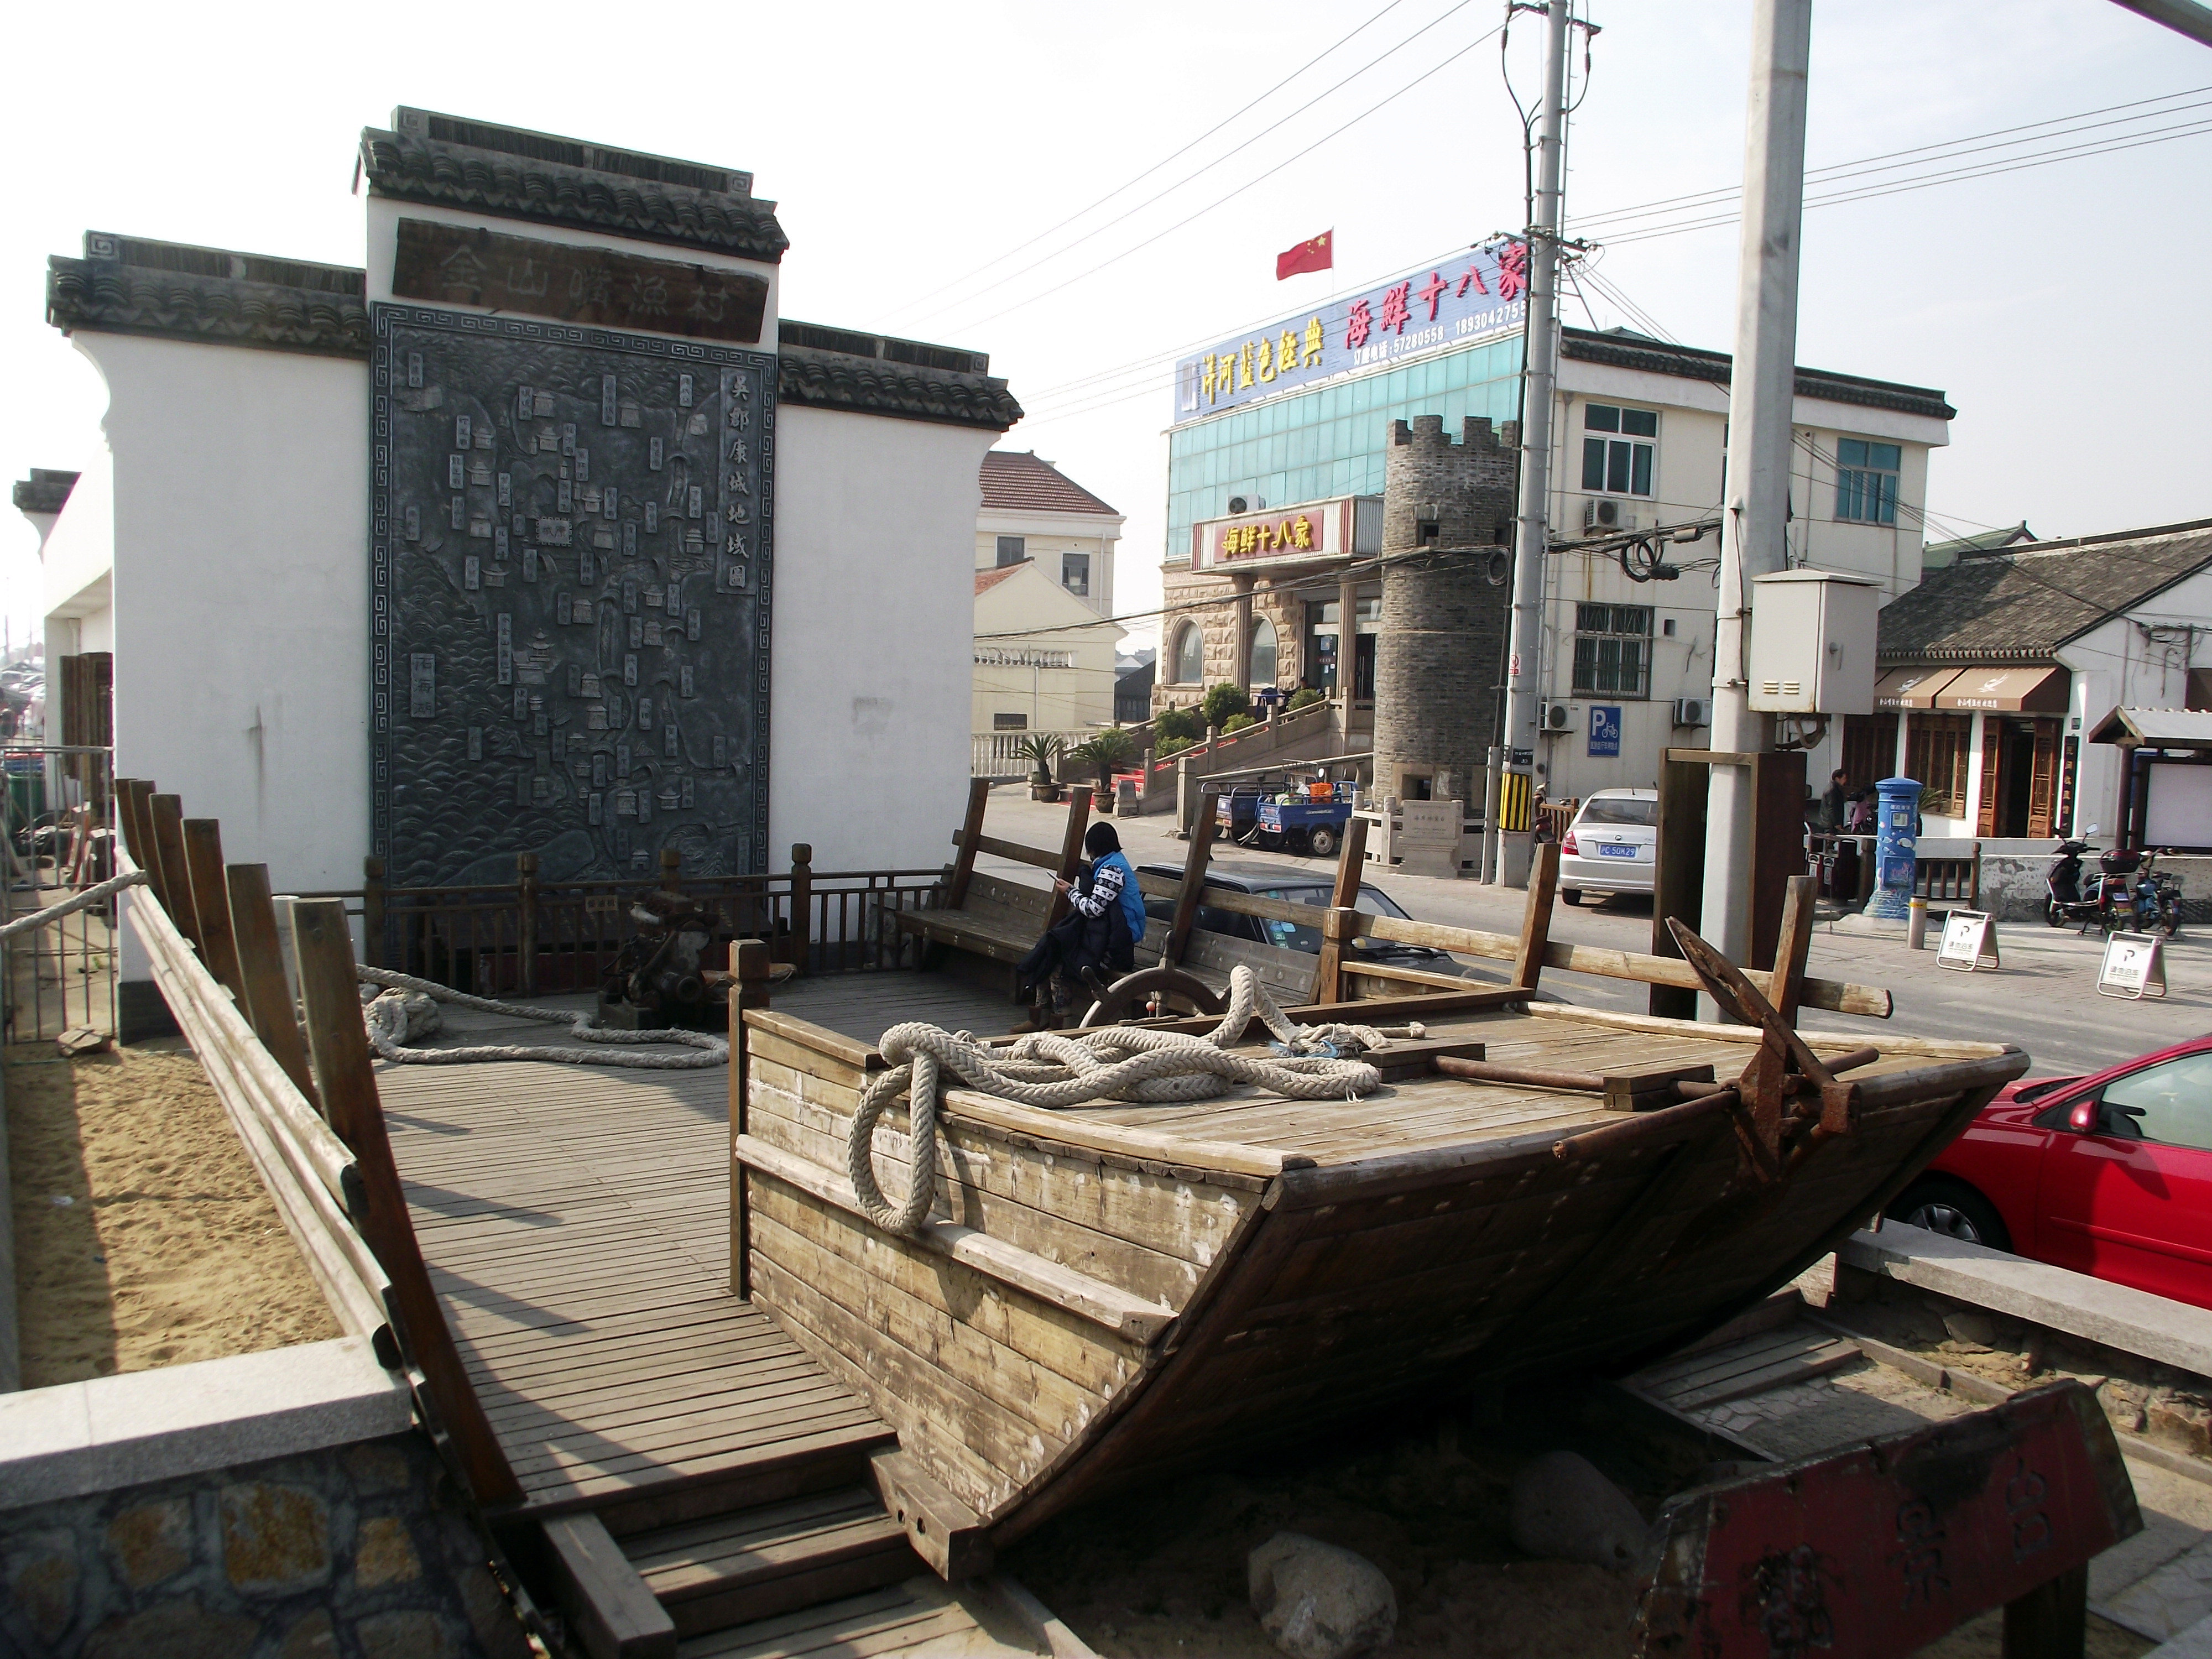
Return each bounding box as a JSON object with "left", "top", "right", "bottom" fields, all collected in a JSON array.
[{"left": 371, "top": 305, "right": 774, "bottom": 894}]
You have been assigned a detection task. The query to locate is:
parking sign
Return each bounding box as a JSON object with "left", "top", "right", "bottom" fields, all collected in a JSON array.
[{"left": 1588, "top": 705, "right": 1621, "bottom": 757}]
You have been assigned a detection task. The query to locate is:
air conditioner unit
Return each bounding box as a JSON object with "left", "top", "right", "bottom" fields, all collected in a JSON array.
[
  {"left": 1542, "top": 701, "right": 1574, "bottom": 732},
  {"left": 1582, "top": 498, "right": 1620, "bottom": 533},
  {"left": 1673, "top": 697, "right": 1713, "bottom": 727}
]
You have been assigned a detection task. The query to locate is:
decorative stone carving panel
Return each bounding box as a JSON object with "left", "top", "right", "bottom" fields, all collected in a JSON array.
[{"left": 371, "top": 305, "right": 773, "bottom": 893}]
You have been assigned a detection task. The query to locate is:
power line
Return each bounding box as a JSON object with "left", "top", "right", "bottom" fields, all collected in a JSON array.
[
  {"left": 904, "top": 0, "right": 1486, "bottom": 332},
  {"left": 878, "top": 0, "right": 1422, "bottom": 327},
  {"left": 1569, "top": 84, "right": 2212, "bottom": 233},
  {"left": 938, "top": 21, "right": 1510, "bottom": 337},
  {"left": 1006, "top": 85, "right": 2212, "bottom": 428}
]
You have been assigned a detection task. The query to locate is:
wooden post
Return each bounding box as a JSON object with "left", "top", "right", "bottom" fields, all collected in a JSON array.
[
  {"left": 226, "top": 863, "right": 320, "bottom": 1113},
  {"left": 180, "top": 820, "right": 247, "bottom": 1008},
  {"left": 787, "top": 843, "right": 813, "bottom": 975},
  {"left": 731, "top": 938, "right": 772, "bottom": 1301},
  {"left": 1512, "top": 841, "right": 1562, "bottom": 994},
  {"left": 2002, "top": 1562, "right": 2086, "bottom": 1659},
  {"left": 290, "top": 898, "right": 523, "bottom": 1510},
  {"left": 1162, "top": 789, "right": 1219, "bottom": 967},
  {"left": 947, "top": 776, "right": 991, "bottom": 910},
  {"left": 362, "top": 857, "right": 386, "bottom": 969},
  {"left": 148, "top": 794, "right": 204, "bottom": 950},
  {"left": 116, "top": 779, "right": 161, "bottom": 906},
  {"left": 516, "top": 852, "right": 539, "bottom": 999},
  {"left": 1046, "top": 786, "right": 1094, "bottom": 928},
  {"left": 1651, "top": 751, "right": 1709, "bottom": 1020},
  {"left": 1310, "top": 812, "right": 1369, "bottom": 1003},
  {"left": 1770, "top": 874, "right": 1818, "bottom": 1028},
  {"left": 1748, "top": 748, "right": 1808, "bottom": 972},
  {"left": 659, "top": 843, "right": 682, "bottom": 894}
]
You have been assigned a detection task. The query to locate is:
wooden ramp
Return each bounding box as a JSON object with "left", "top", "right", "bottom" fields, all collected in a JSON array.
[{"left": 377, "top": 1005, "right": 894, "bottom": 1520}]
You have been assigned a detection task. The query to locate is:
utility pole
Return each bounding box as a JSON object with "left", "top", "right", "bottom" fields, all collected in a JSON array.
[
  {"left": 1496, "top": 0, "right": 1571, "bottom": 886},
  {"left": 1700, "top": 0, "right": 1812, "bottom": 1005}
]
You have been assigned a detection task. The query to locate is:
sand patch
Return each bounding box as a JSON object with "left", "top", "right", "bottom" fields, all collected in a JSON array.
[{"left": 7, "top": 1038, "right": 338, "bottom": 1386}]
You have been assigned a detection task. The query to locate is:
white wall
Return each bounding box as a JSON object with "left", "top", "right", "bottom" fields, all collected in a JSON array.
[
  {"left": 2062, "top": 562, "right": 2212, "bottom": 835},
  {"left": 772, "top": 405, "right": 997, "bottom": 873},
  {"left": 80, "top": 332, "right": 372, "bottom": 894}
]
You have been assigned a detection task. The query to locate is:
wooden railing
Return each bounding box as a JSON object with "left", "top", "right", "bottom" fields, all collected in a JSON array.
[
  {"left": 111, "top": 775, "right": 524, "bottom": 1510},
  {"left": 335, "top": 847, "right": 943, "bottom": 994},
  {"left": 945, "top": 783, "right": 1895, "bottom": 1021}
]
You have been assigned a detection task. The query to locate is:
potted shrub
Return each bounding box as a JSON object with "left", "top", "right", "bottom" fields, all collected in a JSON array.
[
  {"left": 1016, "top": 734, "right": 1066, "bottom": 801},
  {"left": 1072, "top": 729, "right": 1136, "bottom": 811},
  {"left": 1200, "top": 681, "right": 1251, "bottom": 733}
]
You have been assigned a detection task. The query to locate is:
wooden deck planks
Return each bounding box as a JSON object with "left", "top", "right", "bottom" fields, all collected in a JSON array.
[{"left": 375, "top": 1039, "right": 891, "bottom": 1515}]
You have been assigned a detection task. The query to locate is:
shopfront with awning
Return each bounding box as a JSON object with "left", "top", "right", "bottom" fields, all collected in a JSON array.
[{"left": 1865, "top": 664, "right": 2075, "bottom": 837}]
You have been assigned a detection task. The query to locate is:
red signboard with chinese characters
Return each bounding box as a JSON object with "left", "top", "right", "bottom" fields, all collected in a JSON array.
[
  {"left": 1214, "top": 511, "right": 1318, "bottom": 562},
  {"left": 1633, "top": 1381, "right": 2138, "bottom": 1658}
]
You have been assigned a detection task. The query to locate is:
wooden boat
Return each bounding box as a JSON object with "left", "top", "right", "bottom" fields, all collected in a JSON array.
[{"left": 731, "top": 801, "right": 2031, "bottom": 1567}]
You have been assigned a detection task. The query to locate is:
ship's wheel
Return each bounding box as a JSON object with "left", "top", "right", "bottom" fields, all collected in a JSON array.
[{"left": 1078, "top": 966, "right": 1227, "bottom": 1027}]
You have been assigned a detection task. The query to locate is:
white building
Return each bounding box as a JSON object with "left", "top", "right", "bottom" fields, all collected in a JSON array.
[
  {"left": 971, "top": 560, "right": 1123, "bottom": 743},
  {"left": 27, "top": 109, "right": 1021, "bottom": 1032},
  {"left": 975, "top": 450, "right": 1123, "bottom": 620},
  {"left": 1869, "top": 520, "right": 2212, "bottom": 845},
  {"left": 1532, "top": 329, "right": 1952, "bottom": 804}
]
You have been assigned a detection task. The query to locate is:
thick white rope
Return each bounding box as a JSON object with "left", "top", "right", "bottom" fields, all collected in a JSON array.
[
  {"left": 355, "top": 963, "right": 727, "bottom": 1068},
  {"left": 846, "top": 966, "right": 1421, "bottom": 1235},
  {"left": 0, "top": 869, "right": 146, "bottom": 941}
]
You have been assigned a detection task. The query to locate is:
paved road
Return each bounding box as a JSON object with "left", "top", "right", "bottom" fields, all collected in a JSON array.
[{"left": 979, "top": 786, "right": 2209, "bottom": 1078}]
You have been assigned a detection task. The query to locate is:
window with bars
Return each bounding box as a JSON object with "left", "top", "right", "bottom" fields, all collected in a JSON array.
[
  {"left": 1582, "top": 404, "right": 1657, "bottom": 497},
  {"left": 1905, "top": 713, "right": 1971, "bottom": 816},
  {"left": 1571, "top": 603, "right": 1652, "bottom": 698},
  {"left": 1835, "top": 438, "right": 1901, "bottom": 524}
]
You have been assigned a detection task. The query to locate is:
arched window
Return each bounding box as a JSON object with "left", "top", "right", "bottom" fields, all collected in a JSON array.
[
  {"left": 1248, "top": 615, "right": 1278, "bottom": 687},
  {"left": 1171, "top": 621, "right": 1203, "bottom": 685}
]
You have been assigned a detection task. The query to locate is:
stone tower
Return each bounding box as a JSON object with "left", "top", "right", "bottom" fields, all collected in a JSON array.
[{"left": 1371, "top": 414, "right": 1520, "bottom": 805}]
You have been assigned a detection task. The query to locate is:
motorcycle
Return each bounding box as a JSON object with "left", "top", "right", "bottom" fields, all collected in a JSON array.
[
  {"left": 2127, "top": 848, "right": 2185, "bottom": 938},
  {"left": 2045, "top": 829, "right": 2103, "bottom": 928}
]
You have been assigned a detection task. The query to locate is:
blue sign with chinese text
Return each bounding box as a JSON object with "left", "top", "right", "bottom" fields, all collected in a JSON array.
[
  {"left": 1588, "top": 706, "right": 1621, "bottom": 758},
  {"left": 1173, "top": 242, "right": 1527, "bottom": 424}
]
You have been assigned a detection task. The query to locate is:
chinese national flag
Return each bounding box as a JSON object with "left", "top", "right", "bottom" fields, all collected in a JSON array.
[{"left": 1276, "top": 230, "right": 1333, "bottom": 280}]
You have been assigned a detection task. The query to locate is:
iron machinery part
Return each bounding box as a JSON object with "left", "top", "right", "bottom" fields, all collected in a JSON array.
[
  {"left": 1078, "top": 966, "right": 1228, "bottom": 1027},
  {"left": 600, "top": 887, "right": 733, "bottom": 1031}
]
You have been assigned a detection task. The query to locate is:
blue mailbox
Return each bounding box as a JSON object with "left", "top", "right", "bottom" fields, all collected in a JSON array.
[{"left": 1865, "top": 775, "right": 1923, "bottom": 921}]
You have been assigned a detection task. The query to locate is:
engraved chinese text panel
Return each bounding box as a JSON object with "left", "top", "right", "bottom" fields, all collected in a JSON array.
[{"left": 371, "top": 306, "right": 773, "bottom": 889}]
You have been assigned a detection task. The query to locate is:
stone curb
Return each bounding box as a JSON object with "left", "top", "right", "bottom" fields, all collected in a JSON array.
[
  {"left": 0, "top": 1337, "right": 412, "bottom": 1511},
  {"left": 1839, "top": 1225, "right": 2212, "bottom": 1381}
]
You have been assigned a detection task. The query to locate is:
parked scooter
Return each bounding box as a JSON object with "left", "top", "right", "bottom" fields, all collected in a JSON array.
[
  {"left": 2044, "top": 829, "right": 2183, "bottom": 936},
  {"left": 2045, "top": 827, "right": 2117, "bottom": 930},
  {"left": 2126, "top": 848, "right": 2185, "bottom": 938}
]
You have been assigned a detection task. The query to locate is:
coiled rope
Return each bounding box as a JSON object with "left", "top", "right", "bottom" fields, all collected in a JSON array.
[
  {"left": 355, "top": 964, "right": 728, "bottom": 1068},
  {"left": 847, "top": 966, "right": 1420, "bottom": 1235}
]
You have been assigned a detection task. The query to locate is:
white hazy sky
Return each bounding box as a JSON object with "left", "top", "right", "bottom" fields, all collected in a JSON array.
[{"left": 3, "top": 0, "right": 2206, "bottom": 655}]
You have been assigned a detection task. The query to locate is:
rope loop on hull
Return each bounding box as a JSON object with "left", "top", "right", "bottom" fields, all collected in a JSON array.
[{"left": 848, "top": 966, "right": 1419, "bottom": 1235}]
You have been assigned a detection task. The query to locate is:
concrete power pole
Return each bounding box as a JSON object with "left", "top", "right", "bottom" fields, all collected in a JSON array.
[
  {"left": 1700, "top": 0, "right": 1812, "bottom": 1000},
  {"left": 1496, "top": 0, "right": 1571, "bottom": 888}
]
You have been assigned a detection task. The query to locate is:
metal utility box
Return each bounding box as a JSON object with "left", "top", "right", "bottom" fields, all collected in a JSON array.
[{"left": 1747, "top": 569, "right": 1880, "bottom": 714}]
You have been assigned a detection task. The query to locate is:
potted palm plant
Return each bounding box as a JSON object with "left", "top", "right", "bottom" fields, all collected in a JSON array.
[
  {"left": 1017, "top": 733, "right": 1066, "bottom": 801},
  {"left": 1071, "top": 729, "right": 1136, "bottom": 812}
]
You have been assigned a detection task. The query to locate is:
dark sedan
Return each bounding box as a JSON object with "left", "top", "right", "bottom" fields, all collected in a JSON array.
[{"left": 1135, "top": 861, "right": 1481, "bottom": 978}]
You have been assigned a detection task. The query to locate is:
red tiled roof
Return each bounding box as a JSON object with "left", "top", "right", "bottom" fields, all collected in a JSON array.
[
  {"left": 979, "top": 449, "right": 1119, "bottom": 518},
  {"left": 974, "top": 561, "right": 1029, "bottom": 596}
]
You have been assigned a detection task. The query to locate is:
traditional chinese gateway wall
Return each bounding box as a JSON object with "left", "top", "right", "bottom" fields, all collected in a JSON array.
[{"left": 43, "top": 109, "right": 1021, "bottom": 1030}]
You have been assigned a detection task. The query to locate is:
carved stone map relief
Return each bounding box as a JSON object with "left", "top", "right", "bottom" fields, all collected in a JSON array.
[{"left": 371, "top": 305, "right": 774, "bottom": 891}]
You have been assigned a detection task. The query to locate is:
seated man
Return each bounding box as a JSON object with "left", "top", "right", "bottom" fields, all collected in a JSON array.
[{"left": 1011, "top": 822, "right": 1147, "bottom": 1031}]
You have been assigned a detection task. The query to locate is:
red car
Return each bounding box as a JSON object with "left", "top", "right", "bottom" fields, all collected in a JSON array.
[{"left": 1888, "top": 1034, "right": 2212, "bottom": 1311}]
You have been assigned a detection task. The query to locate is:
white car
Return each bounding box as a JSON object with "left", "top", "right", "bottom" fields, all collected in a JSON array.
[{"left": 1558, "top": 787, "right": 1658, "bottom": 905}]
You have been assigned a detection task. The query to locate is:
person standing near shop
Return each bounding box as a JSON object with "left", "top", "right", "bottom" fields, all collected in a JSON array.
[{"left": 1823, "top": 768, "right": 1850, "bottom": 832}]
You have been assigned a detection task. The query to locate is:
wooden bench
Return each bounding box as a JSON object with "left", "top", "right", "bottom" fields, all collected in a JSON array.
[{"left": 891, "top": 781, "right": 1093, "bottom": 984}]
